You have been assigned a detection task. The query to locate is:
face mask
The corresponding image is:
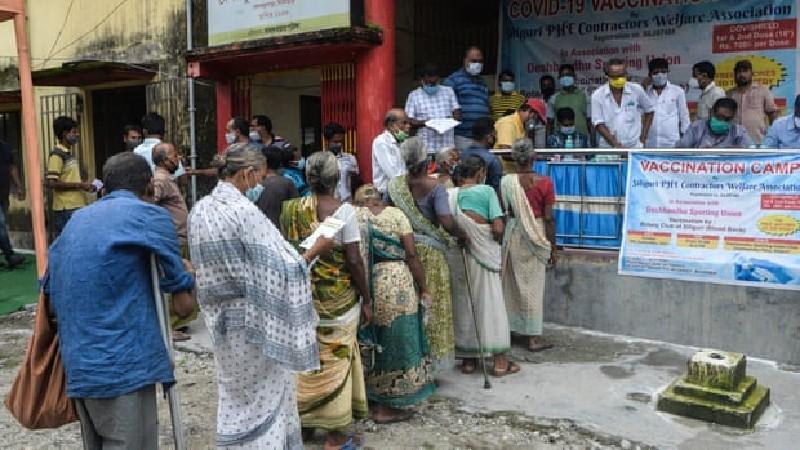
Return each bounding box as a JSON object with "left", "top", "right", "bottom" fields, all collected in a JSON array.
[
  {"left": 688, "top": 77, "right": 700, "bottom": 89},
  {"left": 125, "top": 139, "right": 140, "bottom": 150},
  {"left": 560, "top": 76, "right": 575, "bottom": 88},
  {"left": 500, "top": 81, "right": 515, "bottom": 93},
  {"left": 652, "top": 73, "right": 668, "bottom": 87},
  {"left": 609, "top": 76, "right": 627, "bottom": 89},
  {"left": 393, "top": 129, "right": 409, "bottom": 143},
  {"left": 329, "top": 143, "right": 343, "bottom": 155},
  {"left": 560, "top": 126, "right": 575, "bottom": 135},
  {"left": 66, "top": 135, "right": 79, "bottom": 145},
  {"left": 542, "top": 86, "right": 555, "bottom": 96},
  {"left": 422, "top": 84, "right": 440, "bottom": 96},
  {"left": 249, "top": 131, "right": 261, "bottom": 143},
  {"left": 466, "top": 62, "right": 483, "bottom": 76},
  {"left": 709, "top": 117, "right": 731, "bottom": 135},
  {"left": 794, "top": 116, "right": 800, "bottom": 128},
  {"left": 246, "top": 183, "right": 263, "bottom": 202},
  {"left": 225, "top": 132, "right": 236, "bottom": 145}
]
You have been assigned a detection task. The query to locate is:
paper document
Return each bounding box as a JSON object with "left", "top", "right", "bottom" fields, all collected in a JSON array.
[
  {"left": 425, "top": 118, "right": 461, "bottom": 134},
  {"left": 300, "top": 217, "right": 345, "bottom": 249}
]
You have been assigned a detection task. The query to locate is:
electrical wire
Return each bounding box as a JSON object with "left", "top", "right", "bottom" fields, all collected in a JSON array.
[
  {"left": 40, "top": 0, "right": 76, "bottom": 69},
  {"left": 46, "top": 0, "right": 133, "bottom": 60}
]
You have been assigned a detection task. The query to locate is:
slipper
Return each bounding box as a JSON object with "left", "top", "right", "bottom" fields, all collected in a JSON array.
[
  {"left": 339, "top": 436, "right": 364, "bottom": 450},
  {"left": 371, "top": 409, "right": 414, "bottom": 424},
  {"left": 172, "top": 330, "right": 191, "bottom": 342},
  {"left": 528, "top": 343, "right": 554, "bottom": 353},
  {"left": 492, "top": 360, "right": 521, "bottom": 377}
]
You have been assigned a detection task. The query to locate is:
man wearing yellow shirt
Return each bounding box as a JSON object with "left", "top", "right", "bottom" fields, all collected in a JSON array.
[
  {"left": 489, "top": 70, "right": 526, "bottom": 121},
  {"left": 494, "top": 98, "right": 547, "bottom": 172},
  {"left": 46, "top": 116, "right": 94, "bottom": 234}
]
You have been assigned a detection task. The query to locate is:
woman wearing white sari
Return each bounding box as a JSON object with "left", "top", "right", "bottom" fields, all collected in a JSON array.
[
  {"left": 189, "top": 144, "right": 334, "bottom": 449},
  {"left": 500, "top": 138, "right": 557, "bottom": 352},
  {"left": 449, "top": 155, "right": 520, "bottom": 376}
]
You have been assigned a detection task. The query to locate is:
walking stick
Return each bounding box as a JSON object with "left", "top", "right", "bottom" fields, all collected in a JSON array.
[
  {"left": 461, "top": 249, "right": 492, "bottom": 390},
  {"left": 150, "top": 254, "right": 188, "bottom": 450}
]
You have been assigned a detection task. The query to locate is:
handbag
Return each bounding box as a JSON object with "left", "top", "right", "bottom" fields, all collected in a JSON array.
[{"left": 4, "top": 293, "right": 78, "bottom": 429}]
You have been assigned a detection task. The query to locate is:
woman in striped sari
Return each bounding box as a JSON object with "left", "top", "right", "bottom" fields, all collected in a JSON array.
[
  {"left": 388, "top": 138, "right": 468, "bottom": 376},
  {"left": 281, "top": 151, "right": 372, "bottom": 450}
]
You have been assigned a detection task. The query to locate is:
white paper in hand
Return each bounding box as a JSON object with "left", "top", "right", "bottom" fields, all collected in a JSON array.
[
  {"left": 425, "top": 118, "right": 461, "bottom": 134},
  {"left": 300, "top": 217, "right": 346, "bottom": 249}
]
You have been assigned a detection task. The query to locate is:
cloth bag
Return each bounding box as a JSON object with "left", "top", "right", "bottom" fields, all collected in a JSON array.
[{"left": 4, "top": 293, "right": 78, "bottom": 429}]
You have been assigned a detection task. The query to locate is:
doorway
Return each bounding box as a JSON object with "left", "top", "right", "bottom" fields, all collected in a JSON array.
[
  {"left": 91, "top": 86, "right": 147, "bottom": 176},
  {"left": 299, "top": 95, "right": 322, "bottom": 157}
]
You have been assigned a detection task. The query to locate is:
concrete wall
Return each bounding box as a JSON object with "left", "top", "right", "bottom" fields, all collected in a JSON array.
[{"left": 545, "top": 250, "right": 800, "bottom": 365}]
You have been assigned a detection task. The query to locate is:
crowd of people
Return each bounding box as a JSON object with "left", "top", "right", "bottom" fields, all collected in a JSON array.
[{"left": 6, "top": 44, "right": 800, "bottom": 450}]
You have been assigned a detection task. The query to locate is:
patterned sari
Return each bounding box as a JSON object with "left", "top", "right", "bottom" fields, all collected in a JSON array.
[
  {"left": 388, "top": 176, "right": 455, "bottom": 374},
  {"left": 281, "top": 195, "right": 367, "bottom": 430},
  {"left": 356, "top": 206, "right": 435, "bottom": 408}
]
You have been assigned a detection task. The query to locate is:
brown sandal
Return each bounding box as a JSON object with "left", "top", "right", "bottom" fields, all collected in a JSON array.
[{"left": 492, "top": 360, "right": 521, "bottom": 377}]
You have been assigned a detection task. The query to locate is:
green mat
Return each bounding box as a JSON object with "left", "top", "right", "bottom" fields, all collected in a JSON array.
[{"left": 0, "top": 254, "right": 39, "bottom": 315}]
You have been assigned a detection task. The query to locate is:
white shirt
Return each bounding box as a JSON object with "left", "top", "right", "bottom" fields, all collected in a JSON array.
[
  {"left": 591, "top": 82, "right": 655, "bottom": 148},
  {"left": 404, "top": 85, "right": 460, "bottom": 153},
  {"left": 335, "top": 152, "right": 359, "bottom": 202},
  {"left": 371, "top": 130, "right": 407, "bottom": 193},
  {"left": 697, "top": 81, "right": 726, "bottom": 121},
  {"left": 133, "top": 137, "right": 186, "bottom": 178},
  {"left": 646, "top": 82, "right": 691, "bottom": 148},
  {"left": 331, "top": 202, "right": 360, "bottom": 244}
]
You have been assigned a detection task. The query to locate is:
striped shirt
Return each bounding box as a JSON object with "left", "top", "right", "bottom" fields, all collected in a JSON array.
[
  {"left": 489, "top": 91, "right": 525, "bottom": 121},
  {"left": 443, "top": 68, "right": 490, "bottom": 137}
]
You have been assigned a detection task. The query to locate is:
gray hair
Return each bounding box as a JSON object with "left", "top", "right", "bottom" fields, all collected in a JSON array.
[
  {"left": 152, "top": 142, "right": 173, "bottom": 166},
  {"left": 211, "top": 143, "right": 265, "bottom": 178},
  {"left": 306, "top": 151, "right": 339, "bottom": 193},
  {"left": 511, "top": 138, "right": 536, "bottom": 166},
  {"left": 435, "top": 147, "right": 456, "bottom": 166},
  {"left": 400, "top": 137, "right": 427, "bottom": 173}
]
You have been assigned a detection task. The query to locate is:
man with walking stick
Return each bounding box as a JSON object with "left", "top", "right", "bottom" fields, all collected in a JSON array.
[{"left": 45, "top": 152, "right": 195, "bottom": 450}]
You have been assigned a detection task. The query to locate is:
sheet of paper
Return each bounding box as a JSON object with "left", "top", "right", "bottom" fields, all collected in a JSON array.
[
  {"left": 300, "top": 217, "right": 346, "bottom": 249},
  {"left": 425, "top": 118, "right": 461, "bottom": 134}
]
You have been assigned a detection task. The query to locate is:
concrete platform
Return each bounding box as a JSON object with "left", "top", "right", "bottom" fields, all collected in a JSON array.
[{"left": 177, "top": 319, "right": 800, "bottom": 450}]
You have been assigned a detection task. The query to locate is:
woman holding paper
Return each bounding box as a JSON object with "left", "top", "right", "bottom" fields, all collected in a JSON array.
[
  {"left": 353, "top": 184, "right": 435, "bottom": 422},
  {"left": 280, "top": 151, "right": 372, "bottom": 449},
  {"left": 188, "top": 143, "right": 334, "bottom": 448}
]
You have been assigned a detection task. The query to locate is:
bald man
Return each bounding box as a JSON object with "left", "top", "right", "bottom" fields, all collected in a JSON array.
[{"left": 371, "top": 108, "right": 410, "bottom": 193}]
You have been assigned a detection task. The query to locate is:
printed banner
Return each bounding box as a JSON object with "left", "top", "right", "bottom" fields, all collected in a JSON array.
[
  {"left": 501, "top": 0, "right": 799, "bottom": 114},
  {"left": 208, "top": 0, "right": 351, "bottom": 46},
  {"left": 620, "top": 152, "right": 800, "bottom": 289}
]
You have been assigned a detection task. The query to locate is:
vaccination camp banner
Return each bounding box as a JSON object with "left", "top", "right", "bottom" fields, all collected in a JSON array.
[
  {"left": 500, "top": 0, "right": 799, "bottom": 115},
  {"left": 620, "top": 153, "right": 800, "bottom": 289}
]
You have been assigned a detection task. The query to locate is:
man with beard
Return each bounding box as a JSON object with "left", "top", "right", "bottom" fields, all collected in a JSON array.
[
  {"left": 152, "top": 142, "right": 195, "bottom": 341},
  {"left": 726, "top": 60, "right": 777, "bottom": 144}
]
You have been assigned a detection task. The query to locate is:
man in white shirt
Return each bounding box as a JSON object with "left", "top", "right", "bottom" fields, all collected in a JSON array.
[
  {"left": 371, "top": 109, "right": 409, "bottom": 193},
  {"left": 691, "top": 61, "right": 726, "bottom": 121},
  {"left": 405, "top": 62, "right": 461, "bottom": 154},
  {"left": 324, "top": 121, "right": 359, "bottom": 202},
  {"left": 134, "top": 112, "right": 186, "bottom": 177},
  {"left": 591, "top": 58, "right": 655, "bottom": 148},
  {"left": 645, "top": 58, "right": 691, "bottom": 148}
]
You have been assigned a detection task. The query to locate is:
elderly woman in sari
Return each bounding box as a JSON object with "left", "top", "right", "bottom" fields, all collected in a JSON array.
[
  {"left": 449, "top": 155, "right": 521, "bottom": 376},
  {"left": 387, "top": 138, "right": 468, "bottom": 375},
  {"left": 188, "top": 143, "right": 334, "bottom": 449},
  {"left": 280, "top": 151, "right": 372, "bottom": 450},
  {"left": 500, "top": 138, "right": 557, "bottom": 351},
  {"left": 434, "top": 147, "right": 459, "bottom": 188},
  {"left": 352, "top": 184, "right": 435, "bottom": 422}
]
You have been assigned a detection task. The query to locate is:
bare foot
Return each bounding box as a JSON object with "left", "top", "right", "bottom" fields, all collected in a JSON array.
[
  {"left": 370, "top": 404, "right": 415, "bottom": 424},
  {"left": 528, "top": 336, "right": 554, "bottom": 352}
]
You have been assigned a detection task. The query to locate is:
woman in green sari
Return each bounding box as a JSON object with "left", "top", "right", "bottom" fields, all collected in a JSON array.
[
  {"left": 281, "top": 151, "right": 372, "bottom": 450},
  {"left": 353, "top": 184, "right": 435, "bottom": 423},
  {"left": 388, "top": 138, "right": 468, "bottom": 376}
]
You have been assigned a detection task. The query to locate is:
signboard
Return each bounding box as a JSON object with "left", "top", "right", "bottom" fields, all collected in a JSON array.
[
  {"left": 500, "top": 0, "right": 799, "bottom": 114},
  {"left": 620, "top": 152, "right": 800, "bottom": 289},
  {"left": 208, "top": 0, "right": 353, "bottom": 46}
]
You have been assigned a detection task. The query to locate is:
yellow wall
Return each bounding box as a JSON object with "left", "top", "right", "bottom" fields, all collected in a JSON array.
[{"left": 250, "top": 68, "right": 322, "bottom": 149}]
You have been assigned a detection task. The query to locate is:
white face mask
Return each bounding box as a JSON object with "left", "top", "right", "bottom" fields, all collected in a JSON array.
[
  {"left": 225, "top": 132, "right": 236, "bottom": 145},
  {"left": 500, "top": 81, "right": 515, "bottom": 93},
  {"left": 466, "top": 62, "right": 483, "bottom": 76},
  {"left": 248, "top": 131, "right": 261, "bottom": 142},
  {"left": 652, "top": 73, "right": 668, "bottom": 87}
]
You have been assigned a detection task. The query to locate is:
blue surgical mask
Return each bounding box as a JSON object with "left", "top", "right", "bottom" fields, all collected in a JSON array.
[
  {"left": 652, "top": 73, "right": 669, "bottom": 87},
  {"left": 467, "top": 62, "right": 483, "bottom": 76},
  {"left": 500, "top": 81, "right": 515, "bottom": 93},
  {"left": 249, "top": 131, "right": 261, "bottom": 143},
  {"left": 246, "top": 183, "right": 264, "bottom": 203},
  {"left": 225, "top": 132, "right": 236, "bottom": 145},
  {"left": 422, "top": 84, "right": 439, "bottom": 96},
  {"left": 560, "top": 126, "right": 575, "bottom": 135},
  {"left": 559, "top": 76, "right": 575, "bottom": 88}
]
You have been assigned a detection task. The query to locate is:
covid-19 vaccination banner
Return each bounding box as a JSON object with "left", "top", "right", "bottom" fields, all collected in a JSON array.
[
  {"left": 620, "top": 153, "right": 800, "bottom": 289},
  {"left": 500, "top": 0, "right": 799, "bottom": 114}
]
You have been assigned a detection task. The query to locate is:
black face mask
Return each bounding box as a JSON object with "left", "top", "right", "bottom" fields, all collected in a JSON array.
[{"left": 542, "top": 86, "right": 555, "bottom": 96}]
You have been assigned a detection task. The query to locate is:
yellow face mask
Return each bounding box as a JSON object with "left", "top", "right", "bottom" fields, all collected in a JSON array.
[{"left": 609, "top": 76, "right": 627, "bottom": 89}]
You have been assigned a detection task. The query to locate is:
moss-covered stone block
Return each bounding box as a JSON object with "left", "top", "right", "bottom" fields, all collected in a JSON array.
[
  {"left": 658, "top": 382, "right": 770, "bottom": 429},
  {"left": 685, "top": 350, "right": 745, "bottom": 391},
  {"left": 673, "top": 376, "right": 756, "bottom": 405}
]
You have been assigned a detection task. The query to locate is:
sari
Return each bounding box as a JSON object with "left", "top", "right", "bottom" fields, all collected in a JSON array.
[
  {"left": 280, "top": 195, "right": 367, "bottom": 430},
  {"left": 189, "top": 181, "right": 318, "bottom": 449},
  {"left": 500, "top": 174, "right": 552, "bottom": 336},
  {"left": 388, "top": 176, "right": 455, "bottom": 374},
  {"left": 356, "top": 206, "right": 435, "bottom": 407},
  {"left": 447, "top": 187, "right": 510, "bottom": 356}
]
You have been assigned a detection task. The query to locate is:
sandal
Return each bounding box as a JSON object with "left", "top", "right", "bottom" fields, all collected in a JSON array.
[
  {"left": 528, "top": 342, "right": 554, "bottom": 353},
  {"left": 492, "top": 360, "right": 521, "bottom": 377},
  {"left": 172, "top": 330, "right": 191, "bottom": 342},
  {"left": 460, "top": 358, "right": 476, "bottom": 374}
]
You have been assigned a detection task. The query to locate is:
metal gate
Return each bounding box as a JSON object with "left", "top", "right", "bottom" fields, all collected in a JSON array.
[
  {"left": 321, "top": 63, "right": 356, "bottom": 153},
  {"left": 146, "top": 79, "right": 188, "bottom": 149},
  {"left": 39, "top": 93, "right": 85, "bottom": 166}
]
